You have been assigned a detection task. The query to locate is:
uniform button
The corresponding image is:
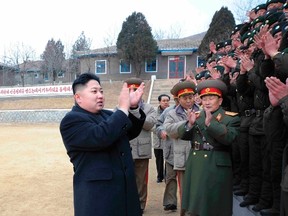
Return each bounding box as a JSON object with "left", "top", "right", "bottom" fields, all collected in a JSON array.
[
  {"left": 204, "top": 154, "right": 208, "bottom": 158},
  {"left": 193, "top": 152, "right": 196, "bottom": 156},
  {"left": 120, "top": 152, "right": 124, "bottom": 156}
]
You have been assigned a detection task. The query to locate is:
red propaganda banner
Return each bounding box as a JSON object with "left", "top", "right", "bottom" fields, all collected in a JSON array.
[{"left": 0, "top": 85, "right": 73, "bottom": 98}]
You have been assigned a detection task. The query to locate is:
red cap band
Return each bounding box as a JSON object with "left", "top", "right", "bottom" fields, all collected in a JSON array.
[
  {"left": 200, "top": 87, "right": 222, "bottom": 97},
  {"left": 127, "top": 84, "right": 140, "bottom": 89},
  {"left": 177, "top": 88, "right": 194, "bottom": 97}
]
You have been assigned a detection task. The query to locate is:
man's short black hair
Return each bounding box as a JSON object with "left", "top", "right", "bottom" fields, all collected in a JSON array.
[
  {"left": 72, "top": 73, "right": 101, "bottom": 94},
  {"left": 158, "top": 94, "right": 170, "bottom": 102}
]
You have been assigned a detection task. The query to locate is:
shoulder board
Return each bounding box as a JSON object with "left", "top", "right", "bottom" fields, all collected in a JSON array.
[{"left": 225, "top": 111, "right": 238, "bottom": 116}]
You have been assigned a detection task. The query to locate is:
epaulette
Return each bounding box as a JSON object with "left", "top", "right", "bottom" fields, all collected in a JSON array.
[{"left": 225, "top": 111, "right": 239, "bottom": 116}]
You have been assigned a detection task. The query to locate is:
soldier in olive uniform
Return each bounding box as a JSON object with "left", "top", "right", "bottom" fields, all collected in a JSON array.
[{"left": 178, "top": 79, "right": 240, "bottom": 216}]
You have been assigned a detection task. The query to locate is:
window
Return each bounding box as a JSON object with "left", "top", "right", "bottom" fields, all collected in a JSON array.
[
  {"left": 58, "top": 71, "right": 64, "bottom": 78},
  {"left": 120, "top": 60, "right": 131, "bottom": 73},
  {"left": 44, "top": 73, "right": 49, "bottom": 81},
  {"left": 145, "top": 58, "right": 157, "bottom": 73},
  {"left": 95, "top": 60, "right": 107, "bottom": 74}
]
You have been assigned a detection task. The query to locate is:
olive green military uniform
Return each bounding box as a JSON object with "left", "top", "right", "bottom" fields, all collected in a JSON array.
[
  {"left": 178, "top": 80, "right": 240, "bottom": 216},
  {"left": 178, "top": 108, "right": 240, "bottom": 216}
]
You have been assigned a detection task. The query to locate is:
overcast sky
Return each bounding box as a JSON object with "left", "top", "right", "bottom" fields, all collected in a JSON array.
[{"left": 0, "top": 0, "right": 257, "bottom": 61}]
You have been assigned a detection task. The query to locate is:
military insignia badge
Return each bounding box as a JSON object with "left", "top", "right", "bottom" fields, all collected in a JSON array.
[{"left": 216, "top": 113, "right": 222, "bottom": 121}]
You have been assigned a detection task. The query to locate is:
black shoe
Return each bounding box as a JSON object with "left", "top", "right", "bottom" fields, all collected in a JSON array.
[
  {"left": 164, "top": 204, "right": 177, "bottom": 211},
  {"left": 252, "top": 203, "right": 271, "bottom": 212},
  {"left": 234, "top": 189, "right": 248, "bottom": 196},
  {"left": 260, "top": 208, "right": 280, "bottom": 216},
  {"left": 157, "top": 179, "right": 163, "bottom": 183},
  {"left": 239, "top": 198, "right": 258, "bottom": 207},
  {"left": 243, "top": 193, "right": 253, "bottom": 200}
]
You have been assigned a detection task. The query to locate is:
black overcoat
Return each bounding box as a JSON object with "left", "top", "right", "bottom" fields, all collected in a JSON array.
[{"left": 60, "top": 105, "right": 145, "bottom": 216}]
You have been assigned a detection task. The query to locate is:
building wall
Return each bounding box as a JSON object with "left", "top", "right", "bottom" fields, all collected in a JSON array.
[{"left": 79, "top": 52, "right": 199, "bottom": 81}]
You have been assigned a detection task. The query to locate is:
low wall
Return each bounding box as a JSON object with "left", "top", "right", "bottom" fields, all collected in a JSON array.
[{"left": 0, "top": 109, "right": 69, "bottom": 123}]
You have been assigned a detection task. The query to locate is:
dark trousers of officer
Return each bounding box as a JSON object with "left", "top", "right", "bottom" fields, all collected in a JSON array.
[
  {"left": 232, "top": 136, "right": 241, "bottom": 186},
  {"left": 238, "top": 128, "right": 250, "bottom": 191},
  {"left": 154, "top": 149, "right": 164, "bottom": 181},
  {"left": 134, "top": 159, "right": 149, "bottom": 210},
  {"left": 248, "top": 134, "right": 269, "bottom": 201},
  {"left": 264, "top": 106, "right": 287, "bottom": 211}
]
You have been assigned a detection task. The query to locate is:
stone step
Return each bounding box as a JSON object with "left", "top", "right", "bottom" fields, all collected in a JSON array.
[
  {"left": 233, "top": 195, "right": 261, "bottom": 216},
  {"left": 149, "top": 79, "right": 179, "bottom": 107}
]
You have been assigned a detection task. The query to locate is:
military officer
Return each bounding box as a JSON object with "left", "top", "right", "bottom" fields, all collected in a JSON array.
[
  {"left": 163, "top": 80, "right": 201, "bottom": 216},
  {"left": 126, "top": 77, "right": 158, "bottom": 213},
  {"left": 178, "top": 79, "right": 240, "bottom": 216}
]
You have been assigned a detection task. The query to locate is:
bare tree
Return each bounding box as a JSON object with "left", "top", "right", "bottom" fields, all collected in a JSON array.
[
  {"left": 231, "top": 0, "right": 263, "bottom": 23},
  {"left": 153, "top": 24, "right": 182, "bottom": 40},
  {"left": 3, "top": 43, "right": 35, "bottom": 86},
  {"left": 103, "top": 29, "right": 118, "bottom": 81}
]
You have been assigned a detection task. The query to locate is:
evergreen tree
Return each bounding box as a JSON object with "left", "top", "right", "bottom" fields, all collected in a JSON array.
[
  {"left": 198, "top": 7, "right": 235, "bottom": 57},
  {"left": 72, "top": 31, "right": 91, "bottom": 52},
  {"left": 116, "top": 12, "right": 158, "bottom": 77}
]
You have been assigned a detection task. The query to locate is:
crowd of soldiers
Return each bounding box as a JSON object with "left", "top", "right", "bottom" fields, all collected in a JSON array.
[
  {"left": 191, "top": 0, "right": 288, "bottom": 215},
  {"left": 126, "top": 0, "right": 288, "bottom": 216}
]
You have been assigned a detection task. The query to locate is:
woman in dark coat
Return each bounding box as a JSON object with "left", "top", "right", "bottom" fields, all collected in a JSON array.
[{"left": 60, "top": 73, "right": 146, "bottom": 216}]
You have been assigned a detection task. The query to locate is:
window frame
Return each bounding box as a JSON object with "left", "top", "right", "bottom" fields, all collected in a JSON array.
[
  {"left": 95, "top": 60, "right": 107, "bottom": 74},
  {"left": 119, "top": 59, "right": 131, "bottom": 74},
  {"left": 145, "top": 58, "right": 157, "bottom": 73}
]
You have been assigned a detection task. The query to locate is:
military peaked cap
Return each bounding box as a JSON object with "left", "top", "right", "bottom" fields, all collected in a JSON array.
[
  {"left": 125, "top": 77, "right": 143, "bottom": 89},
  {"left": 255, "top": 4, "right": 267, "bottom": 13},
  {"left": 266, "top": 0, "right": 286, "bottom": 7},
  {"left": 197, "top": 80, "right": 227, "bottom": 98},
  {"left": 271, "top": 21, "right": 288, "bottom": 36},
  {"left": 216, "top": 41, "right": 225, "bottom": 50},
  {"left": 170, "top": 81, "right": 196, "bottom": 98},
  {"left": 195, "top": 70, "right": 209, "bottom": 80}
]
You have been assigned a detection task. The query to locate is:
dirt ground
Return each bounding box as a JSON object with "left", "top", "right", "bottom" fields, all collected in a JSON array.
[{"left": 0, "top": 123, "right": 180, "bottom": 216}]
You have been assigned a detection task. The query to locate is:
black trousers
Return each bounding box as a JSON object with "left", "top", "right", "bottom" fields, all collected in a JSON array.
[
  {"left": 238, "top": 129, "right": 250, "bottom": 190},
  {"left": 264, "top": 106, "right": 287, "bottom": 210},
  {"left": 248, "top": 134, "right": 270, "bottom": 202},
  {"left": 231, "top": 135, "right": 241, "bottom": 185},
  {"left": 154, "top": 149, "right": 164, "bottom": 181}
]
